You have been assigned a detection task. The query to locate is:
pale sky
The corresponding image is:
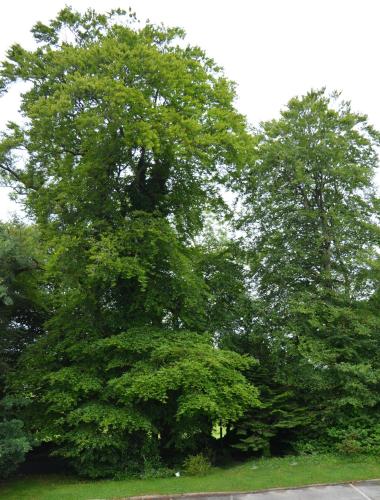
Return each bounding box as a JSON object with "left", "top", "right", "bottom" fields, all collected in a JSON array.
[{"left": 1, "top": 0, "right": 380, "bottom": 219}]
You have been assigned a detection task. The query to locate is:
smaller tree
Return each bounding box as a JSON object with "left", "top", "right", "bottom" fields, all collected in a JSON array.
[
  {"left": 0, "top": 419, "right": 31, "bottom": 479},
  {"left": 11, "top": 327, "right": 259, "bottom": 477},
  {"left": 236, "top": 89, "right": 380, "bottom": 453}
]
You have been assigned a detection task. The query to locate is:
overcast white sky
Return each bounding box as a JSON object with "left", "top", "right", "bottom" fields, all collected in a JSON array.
[{"left": 1, "top": 0, "right": 380, "bottom": 219}]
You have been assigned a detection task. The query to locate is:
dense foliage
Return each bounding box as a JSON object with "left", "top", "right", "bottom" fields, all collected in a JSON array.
[
  {"left": 11, "top": 327, "right": 257, "bottom": 477},
  {"left": 0, "top": 222, "right": 45, "bottom": 396},
  {"left": 1, "top": 7, "right": 380, "bottom": 479},
  {"left": 0, "top": 419, "right": 31, "bottom": 478},
  {"left": 235, "top": 90, "right": 380, "bottom": 456},
  {"left": 0, "top": 7, "right": 255, "bottom": 477}
]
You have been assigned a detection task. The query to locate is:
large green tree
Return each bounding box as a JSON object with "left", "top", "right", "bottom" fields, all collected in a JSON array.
[
  {"left": 0, "top": 7, "right": 256, "bottom": 476},
  {"left": 236, "top": 89, "right": 380, "bottom": 454},
  {"left": 0, "top": 6, "right": 252, "bottom": 332}
]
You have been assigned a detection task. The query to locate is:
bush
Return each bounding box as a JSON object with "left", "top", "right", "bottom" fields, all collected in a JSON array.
[
  {"left": 14, "top": 327, "right": 257, "bottom": 478},
  {"left": 139, "top": 465, "right": 174, "bottom": 479},
  {"left": 293, "top": 437, "right": 332, "bottom": 456},
  {"left": 0, "top": 419, "right": 31, "bottom": 478},
  {"left": 183, "top": 453, "right": 212, "bottom": 476},
  {"left": 329, "top": 424, "right": 380, "bottom": 456},
  {"left": 337, "top": 435, "right": 363, "bottom": 455},
  {"left": 113, "top": 448, "right": 173, "bottom": 480}
]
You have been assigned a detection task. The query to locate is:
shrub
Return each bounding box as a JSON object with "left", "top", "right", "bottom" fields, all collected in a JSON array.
[
  {"left": 337, "top": 435, "right": 363, "bottom": 455},
  {"left": 0, "top": 419, "right": 31, "bottom": 478},
  {"left": 183, "top": 453, "right": 212, "bottom": 476},
  {"left": 329, "top": 424, "right": 380, "bottom": 456},
  {"left": 14, "top": 327, "right": 257, "bottom": 478},
  {"left": 139, "top": 465, "right": 174, "bottom": 479}
]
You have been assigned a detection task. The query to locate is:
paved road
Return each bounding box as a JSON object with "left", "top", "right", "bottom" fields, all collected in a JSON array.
[{"left": 176, "top": 480, "right": 380, "bottom": 500}]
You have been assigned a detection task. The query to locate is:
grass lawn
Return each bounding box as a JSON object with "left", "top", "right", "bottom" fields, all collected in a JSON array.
[{"left": 1, "top": 454, "right": 380, "bottom": 500}]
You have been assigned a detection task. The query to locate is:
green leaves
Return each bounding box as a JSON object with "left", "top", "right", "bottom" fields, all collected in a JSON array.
[
  {"left": 0, "top": 222, "right": 46, "bottom": 396},
  {"left": 0, "top": 419, "right": 31, "bottom": 479},
  {"left": 234, "top": 88, "right": 380, "bottom": 455},
  {"left": 96, "top": 328, "right": 259, "bottom": 423},
  {"left": 2, "top": 4, "right": 380, "bottom": 477},
  {"left": 1, "top": 6, "right": 249, "bottom": 237},
  {"left": 11, "top": 327, "right": 258, "bottom": 476}
]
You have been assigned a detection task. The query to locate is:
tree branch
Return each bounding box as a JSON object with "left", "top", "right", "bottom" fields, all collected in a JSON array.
[{"left": 0, "top": 163, "right": 23, "bottom": 183}]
